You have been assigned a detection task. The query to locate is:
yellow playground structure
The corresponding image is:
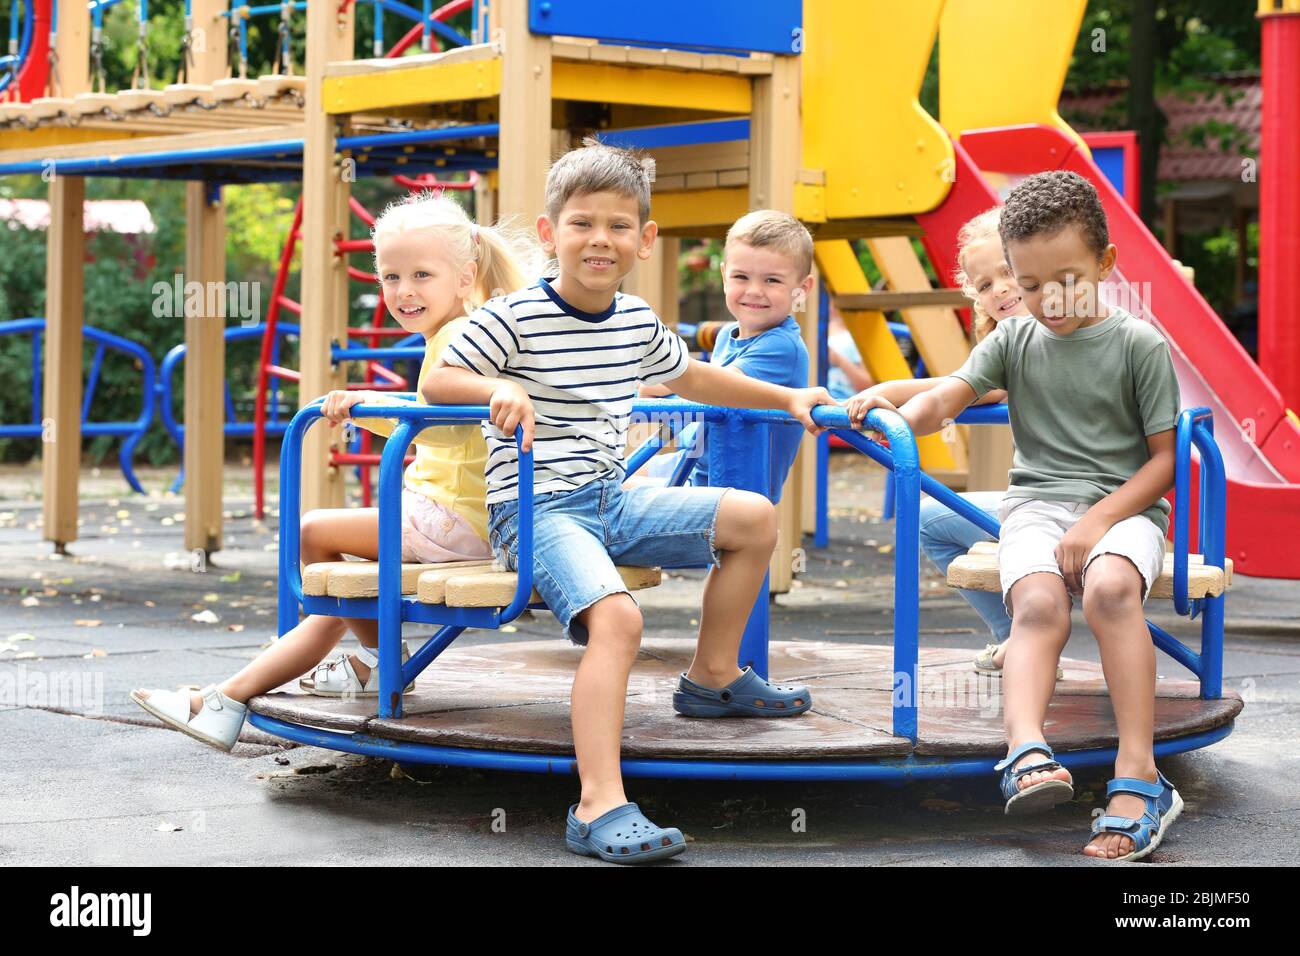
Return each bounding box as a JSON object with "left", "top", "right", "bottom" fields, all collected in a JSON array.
[{"left": 3, "top": 0, "right": 1098, "bottom": 593}]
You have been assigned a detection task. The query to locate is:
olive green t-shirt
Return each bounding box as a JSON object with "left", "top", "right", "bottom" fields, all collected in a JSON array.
[{"left": 950, "top": 308, "right": 1180, "bottom": 533}]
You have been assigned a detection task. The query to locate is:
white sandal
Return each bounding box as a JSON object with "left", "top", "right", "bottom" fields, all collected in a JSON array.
[
  {"left": 299, "top": 641, "right": 413, "bottom": 697},
  {"left": 130, "top": 684, "right": 247, "bottom": 752},
  {"left": 974, "top": 640, "right": 1064, "bottom": 680}
]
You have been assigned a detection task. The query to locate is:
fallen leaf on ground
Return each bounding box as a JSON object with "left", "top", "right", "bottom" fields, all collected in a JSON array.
[
  {"left": 390, "top": 764, "right": 430, "bottom": 785},
  {"left": 74, "top": 620, "right": 102, "bottom": 628},
  {"left": 227, "top": 624, "right": 245, "bottom": 632}
]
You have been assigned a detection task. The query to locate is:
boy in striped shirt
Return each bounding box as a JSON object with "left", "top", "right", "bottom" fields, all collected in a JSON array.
[{"left": 424, "top": 140, "right": 834, "bottom": 863}]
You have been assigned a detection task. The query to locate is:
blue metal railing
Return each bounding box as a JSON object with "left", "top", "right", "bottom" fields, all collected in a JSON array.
[
  {"left": 267, "top": 396, "right": 1228, "bottom": 753},
  {"left": 277, "top": 397, "right": 534, "bottom": 719},
  {"left": 0, "top": 318, "right": 156, "bottom": 492},
  {"left": 159, "top": 323, "right": 302, "bottom": 493},
  {"left": 878, "top": 402, "right": 1226, "bottom": 701}
]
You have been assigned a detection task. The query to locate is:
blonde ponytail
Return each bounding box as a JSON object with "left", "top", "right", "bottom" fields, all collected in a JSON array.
[
  {"left": 371, "top": 191, "right": 540, "bottom": 312},
  {"left": 469, "top": 218, "right": 537, "bottom": 309}
]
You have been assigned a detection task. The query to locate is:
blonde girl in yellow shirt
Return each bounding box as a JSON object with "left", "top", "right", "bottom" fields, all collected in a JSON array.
[{"left": 130, "top": 194, "right": 534, "bottom": 750}]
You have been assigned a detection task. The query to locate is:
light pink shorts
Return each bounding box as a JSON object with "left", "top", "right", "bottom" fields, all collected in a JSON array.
[{"left": 400, "top": 489, "right": 493, "bottom": 563}]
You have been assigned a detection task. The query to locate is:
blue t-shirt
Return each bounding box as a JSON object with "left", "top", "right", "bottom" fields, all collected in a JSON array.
[{"left": 690, "top": 315, "right": 809, "bottom": 502}]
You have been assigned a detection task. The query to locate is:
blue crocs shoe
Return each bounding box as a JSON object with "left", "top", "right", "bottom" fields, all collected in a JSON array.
[
  {"left": 565, "top": 803, "right": 686, "bottom": 864},
  {"left": 1088, "top": 770, "right": 1184, "bottom": 862},
  {"left": 673, "top": 667, "right": 812, "bottom": 718},
  {"left": 994, "top": 740, "right": 1074, "bottom": 815}
]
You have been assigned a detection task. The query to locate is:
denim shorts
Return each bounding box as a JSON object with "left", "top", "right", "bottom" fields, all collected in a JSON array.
[{"left": 487, "top": 476, "right": 729, "bottom": 645}]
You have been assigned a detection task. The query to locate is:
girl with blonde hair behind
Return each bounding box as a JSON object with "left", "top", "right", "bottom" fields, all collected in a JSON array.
[{"left": 131, "top": 192, "right": 537, "bottom": 750}]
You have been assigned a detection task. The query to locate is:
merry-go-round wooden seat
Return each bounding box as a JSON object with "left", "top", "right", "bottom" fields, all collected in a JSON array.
[
  {"left": 947, "top": 540, "right": 1233, "bottom": 600},
  {"left": 302, "top": 559, "right": 662, "bottom": 607}
]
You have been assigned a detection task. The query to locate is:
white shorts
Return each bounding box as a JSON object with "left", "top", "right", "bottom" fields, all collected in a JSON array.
[
  {"left": 996, "top": 497, "right": 1166, "bottom": 614},
  {"left": 400, "top": 489, "right": 493, "bottom": 564}
]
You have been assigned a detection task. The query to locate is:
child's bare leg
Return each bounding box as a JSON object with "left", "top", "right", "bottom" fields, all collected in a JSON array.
[
  {"left": 686, "top": 490, "right": 780, "bottom": 689},
  {"left": 134, "top": 508, "right": 383, "bottom": 716},
  {"left": 1004, "top": 572, "right": 1073, "bottom": 789},
  {"left": 219, "top": 614, "right": 348, "bottom": 703},
  {"left": 299, "top": 508, "right": 383, "bottom": 681},
  {"left": 1080, "top": 554, "right": 1157, "bottom": 859},
  {"left": 571, "top": 593, "right": 642, "bottom": 822}
]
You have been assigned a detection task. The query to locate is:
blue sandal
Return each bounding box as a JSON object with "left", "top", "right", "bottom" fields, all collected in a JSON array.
[
  {"left": 673, "top": 667, "right": 812, "bottom": 718},
  {"left": 1088, "top": 771, "right": 1184, "bottom": 862},
  {"left": 565, "top": 803, "right": 686, "bottom": 864},
  {"left": 994, "top": 741, "right": 1074, "bottom": 815}
]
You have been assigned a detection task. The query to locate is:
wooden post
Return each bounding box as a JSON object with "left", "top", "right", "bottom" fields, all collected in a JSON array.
[
  {"left": 41, "top": 176, "right": 85, "bottom": 553},
  {"left": 657, "top": 236, "right": 681, "bottom": 331},
  {"left": 40, "top": 1, "right": 90, "bottom": 552},
  {"left": 749, "top": 53, "right": 802, "bottom": 592},
  {"left": 51, "top": 0, "right": 90, "bottom": 94},
  {"left": 495, "top": 0, "right": 551, "bottom": 226},
  {"left": 183, "top": 184, "right": 227, "bottom": 555},
  {"left": 299, "top": 3, "right": 355, "bottom": 513},
  {"left": 473, "top": 176, "right": 497, "bottom": 227},
  {"left": 966, "top": 425, "right": 1013, "bottom": 492},
  {"left": 190, "top": 1, "right": 229, "bottom": 84},
  {"left": 178, "top": 0, "right": 232, "bottom": 556},
  {"left": 620, "top": 237, "right": 664, "bottom": 304}
]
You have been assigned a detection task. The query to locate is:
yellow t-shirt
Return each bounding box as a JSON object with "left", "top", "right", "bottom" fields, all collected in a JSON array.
[{"left": 353, "top": 317, "right": 489, "bottom": 542}]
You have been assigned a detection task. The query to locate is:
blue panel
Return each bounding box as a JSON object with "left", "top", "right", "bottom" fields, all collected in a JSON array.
[
  {"left": 1091, "top": 146, "right": 1126, "bottom": 198},
  {"left": 600, "top": 119, "right": 749, "bottom": 150},
  {"left": 529, "top": 0, "right": 802, "bottom": 55}
]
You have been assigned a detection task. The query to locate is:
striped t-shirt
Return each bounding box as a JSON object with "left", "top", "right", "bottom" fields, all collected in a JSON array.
[{"left": 440, "top": 278, "right": 690, "bottom": 504}]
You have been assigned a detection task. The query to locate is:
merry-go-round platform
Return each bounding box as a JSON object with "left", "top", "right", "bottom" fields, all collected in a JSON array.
[
  {"left": 247, "top": 637, "right": 1242, "bottom": 780},
  {"left": 247, "top": 401, "right": 1238, "bottom": 781}
]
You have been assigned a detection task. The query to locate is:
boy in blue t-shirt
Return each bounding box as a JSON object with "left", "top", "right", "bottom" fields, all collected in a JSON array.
[{"left": 641, "top": 210, "right": 813, "bottom": 501}]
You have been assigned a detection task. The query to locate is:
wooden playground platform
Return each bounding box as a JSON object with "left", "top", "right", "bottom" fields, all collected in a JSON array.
[{"left": 248, "top": 638, "right": 1243, "bottom": 763}]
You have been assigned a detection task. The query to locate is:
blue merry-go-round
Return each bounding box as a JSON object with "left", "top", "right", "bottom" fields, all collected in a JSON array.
[{"left": 246, "top": 398, "right": 1239, "bottom": 781}]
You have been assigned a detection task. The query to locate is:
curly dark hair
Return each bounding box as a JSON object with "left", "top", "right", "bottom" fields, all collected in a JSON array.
[{"left": 998, "top": 171, "right": 1109, "bottom": 259}]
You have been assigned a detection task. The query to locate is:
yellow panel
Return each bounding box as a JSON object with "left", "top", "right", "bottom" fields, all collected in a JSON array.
[
  {"left": 939, "top": 0, "right": 1087, "bottom": 150},
  {"left": 0, "top": 128, "right": 139, "bottom": 151},
  {"left": 651, "top": 186, "right": 747, "bottom": 232},
  {"left": 815, "top": 240, "right": 957, "bottom": 472},
  {"left": 794, "top": 182, "right": 826, "bottom": 223},
  {"left": 801, "top": 0, "right": 953, "bottom": 219},
  {"left": 324, "top": 57, "right": 502, "bottom": 114},
  {"left": 552, "top": 61, "right": 750, "bottom": 114},
  {"left": 1259, "top": 0, "right": 1300, "bottom": 15}
]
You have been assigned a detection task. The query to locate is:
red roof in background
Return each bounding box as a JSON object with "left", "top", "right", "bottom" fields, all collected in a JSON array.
[{"left": 1061, "top": 74, "right": 1261, "bottom": 182}]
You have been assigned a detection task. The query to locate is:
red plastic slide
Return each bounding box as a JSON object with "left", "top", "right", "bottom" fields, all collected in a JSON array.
[{"left": 920, "top": 124, "right": 1300, "bottom": 579}]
